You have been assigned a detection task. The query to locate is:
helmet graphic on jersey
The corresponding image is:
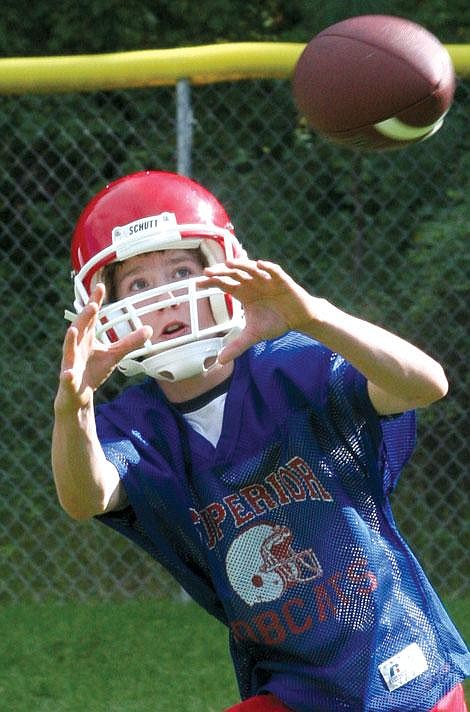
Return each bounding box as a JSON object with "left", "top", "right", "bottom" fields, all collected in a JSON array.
[
  {"left": 226, "top": 523, "right": 322, "bottom": 606},
  {"left": 69, "top": 170, "right": 246, "bottom": 381}
]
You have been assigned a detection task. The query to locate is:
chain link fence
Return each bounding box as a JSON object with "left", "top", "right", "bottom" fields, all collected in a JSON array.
[{"left": 0, "top": 73, "right": 468, "bottom": 603}]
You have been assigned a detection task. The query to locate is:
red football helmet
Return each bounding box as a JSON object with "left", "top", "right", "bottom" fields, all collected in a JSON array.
[{"left": 69, "top": 170, "right": 246, "bottom": 381}]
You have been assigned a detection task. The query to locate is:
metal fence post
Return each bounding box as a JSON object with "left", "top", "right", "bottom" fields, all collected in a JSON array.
[
  {"left": 176, "top": 77, "right": 194, "bottom": 603},
  {"left": 176, "top": 78, "right": 193, "bottom": 177}
]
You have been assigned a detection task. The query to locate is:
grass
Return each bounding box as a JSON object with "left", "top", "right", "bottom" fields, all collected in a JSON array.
[
  {"left": 0, "top": 599, "right": 238, "bottom": 711},
  {"left": 0, "top": 598, "right": 468, "bottom": 711}
]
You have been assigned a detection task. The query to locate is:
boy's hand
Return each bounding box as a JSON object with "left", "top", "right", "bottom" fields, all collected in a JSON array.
[
  {"left": 55, "top": 284, "right": 152, "bottom": 413},
  {"left": 200, "top": 259, "right": 318, "bottom": 363}
]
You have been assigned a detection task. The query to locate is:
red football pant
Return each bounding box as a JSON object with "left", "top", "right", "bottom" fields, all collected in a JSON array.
[
  {"left": 224, "top": 694, "right": 291, "bottom": 711},
  {"left": 429, "top": 683, "right": 467, "bottom": 711},
  {"left": 225, "top": 684, "right": 467, "bottom": 711}
]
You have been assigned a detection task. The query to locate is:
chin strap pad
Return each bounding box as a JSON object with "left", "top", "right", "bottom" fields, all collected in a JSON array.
[{"left": 118, "top": 337, "right": 227, "bottom": 382}]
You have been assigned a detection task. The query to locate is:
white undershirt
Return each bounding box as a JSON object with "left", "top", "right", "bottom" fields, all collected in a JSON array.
[{"left": 181, "top": 392, "right": 227, "bottom": 447}]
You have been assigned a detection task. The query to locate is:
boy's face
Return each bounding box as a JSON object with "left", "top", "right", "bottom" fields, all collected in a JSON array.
[{"left": 113, "top": 249, "right": 215, "bottom": 344}]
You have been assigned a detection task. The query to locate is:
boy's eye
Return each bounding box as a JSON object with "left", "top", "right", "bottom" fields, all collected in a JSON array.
[
  {"left": 174, "top": 266, "right": 193, "bottom": 280},
  {"left": 129, "top": 277, "right": 149, "bottom": 292}
]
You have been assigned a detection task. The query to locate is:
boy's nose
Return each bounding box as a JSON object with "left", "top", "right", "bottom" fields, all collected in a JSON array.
[{"left": 155, "top": 289, "right": 176, "bottom": 305}]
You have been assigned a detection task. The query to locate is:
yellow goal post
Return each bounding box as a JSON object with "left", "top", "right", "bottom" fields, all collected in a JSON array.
[{"left": 0, "top": 42, "right": 469, "bottom": 95}]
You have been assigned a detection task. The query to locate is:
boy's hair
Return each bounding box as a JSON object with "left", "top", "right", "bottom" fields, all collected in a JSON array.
[{"left": 102, "top": 247, "right": 207, "bottom": 303}]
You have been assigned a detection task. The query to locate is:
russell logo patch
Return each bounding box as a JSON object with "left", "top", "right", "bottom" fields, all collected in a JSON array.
[{"left": 379, "top": 643, "right": 428, "bottom": 692}]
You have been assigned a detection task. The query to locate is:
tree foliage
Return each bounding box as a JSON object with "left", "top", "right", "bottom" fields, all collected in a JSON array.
[{"left": 0, "top": 0, "right": 468, "bottom": 58}]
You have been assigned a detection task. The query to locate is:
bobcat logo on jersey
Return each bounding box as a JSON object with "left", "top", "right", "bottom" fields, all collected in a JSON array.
[{"left": 226, "top": 523, "right": 323, "bottom": 606}]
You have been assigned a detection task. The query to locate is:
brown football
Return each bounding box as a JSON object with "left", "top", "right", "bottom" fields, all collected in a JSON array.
[{"left": 292, "top": 15, "right": 456, "bottom": 151}]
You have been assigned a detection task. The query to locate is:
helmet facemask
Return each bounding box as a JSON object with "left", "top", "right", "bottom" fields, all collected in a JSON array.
[{"left": 70, "top": 217, "right": 245, "bottom": 382}]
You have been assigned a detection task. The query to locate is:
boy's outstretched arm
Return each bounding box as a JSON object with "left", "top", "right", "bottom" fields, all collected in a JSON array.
[
  {"left": 52, "top": 284, "right": 152, "bottom": 520},
  {"left": 201, "top": 259, "right": 448, "bottom": 416}
]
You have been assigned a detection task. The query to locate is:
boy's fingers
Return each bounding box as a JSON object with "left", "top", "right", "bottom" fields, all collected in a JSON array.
[
  {"left": 199, "top": 274, "right": 241, "bottom": 292},
  {"left": 205, "top": 259, "right": 265, "bottom": 278},
  {"left": 90, "top": 282, "right": 106, "bottom": 305},
  {"left": 108, "top": 326, "right": 153, "bottom": 360},
  {"left": 66, "top": 284, "right": 105, "bottom": 340},
  {"left": 71, "top": 302, "right": 100, "bottom": 341},
  {"left": 61, "top": 326, "right": 78, "bottom": 371},
  {"left": 203, "top": 261, "right": 281, "bottom": 293},
  {"left": 226, "top": 258, "right": 280, "bottom": 277}
]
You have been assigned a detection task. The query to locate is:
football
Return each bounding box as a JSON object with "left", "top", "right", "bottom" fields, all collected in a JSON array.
[{"left": 292, "top": 15, "right": 456, "bottom": 151}]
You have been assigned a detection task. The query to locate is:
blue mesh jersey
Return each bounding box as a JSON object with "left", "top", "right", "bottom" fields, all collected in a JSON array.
[{"left": 96, "top": 332, "right": 469, "bottom": 711}]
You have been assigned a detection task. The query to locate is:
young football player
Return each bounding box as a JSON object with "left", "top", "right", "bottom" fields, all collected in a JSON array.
[{"left": 52, "top": 170, "right": 469, "bottom": 711}]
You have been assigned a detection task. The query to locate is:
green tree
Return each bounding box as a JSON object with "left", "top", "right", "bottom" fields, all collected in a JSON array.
[{"left": 0, "top": 0, "right": 468, "bottom": 57}]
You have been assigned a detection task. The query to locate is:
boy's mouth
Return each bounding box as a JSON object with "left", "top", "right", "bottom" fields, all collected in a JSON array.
[{"left": 159, "top": 321, "right": 188, "bottom": 340}]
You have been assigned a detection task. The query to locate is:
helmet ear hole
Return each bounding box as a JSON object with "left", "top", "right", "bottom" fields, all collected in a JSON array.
[
  {"left": 199, "top": 239, "right": 225, "bottom": 267},
  {"left": 209, "top": 293, "right": 231, "bottom": 323},
  {"left": 198, "top": 238, "right": 231, "bottom": 323}
]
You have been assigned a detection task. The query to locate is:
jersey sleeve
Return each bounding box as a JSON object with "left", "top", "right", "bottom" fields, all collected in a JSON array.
[
  {"left": 327, "top": 353, "right": 417, "bottom": 496},
  {"left": 254, "top": 335, "right": 417, "bottom": 497},
  {"left": 94, "top": 409, "right": 227, "bottom": 624}
]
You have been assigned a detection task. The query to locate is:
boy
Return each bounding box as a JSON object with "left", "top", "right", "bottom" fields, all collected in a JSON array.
[{"left": 52, "top": 170, "right": 469, "bottom": 710}]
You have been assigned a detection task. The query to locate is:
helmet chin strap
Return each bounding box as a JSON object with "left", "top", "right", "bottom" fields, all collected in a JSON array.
[{"left": 119, "top": 337, "right": 228, "bottom": 382}]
